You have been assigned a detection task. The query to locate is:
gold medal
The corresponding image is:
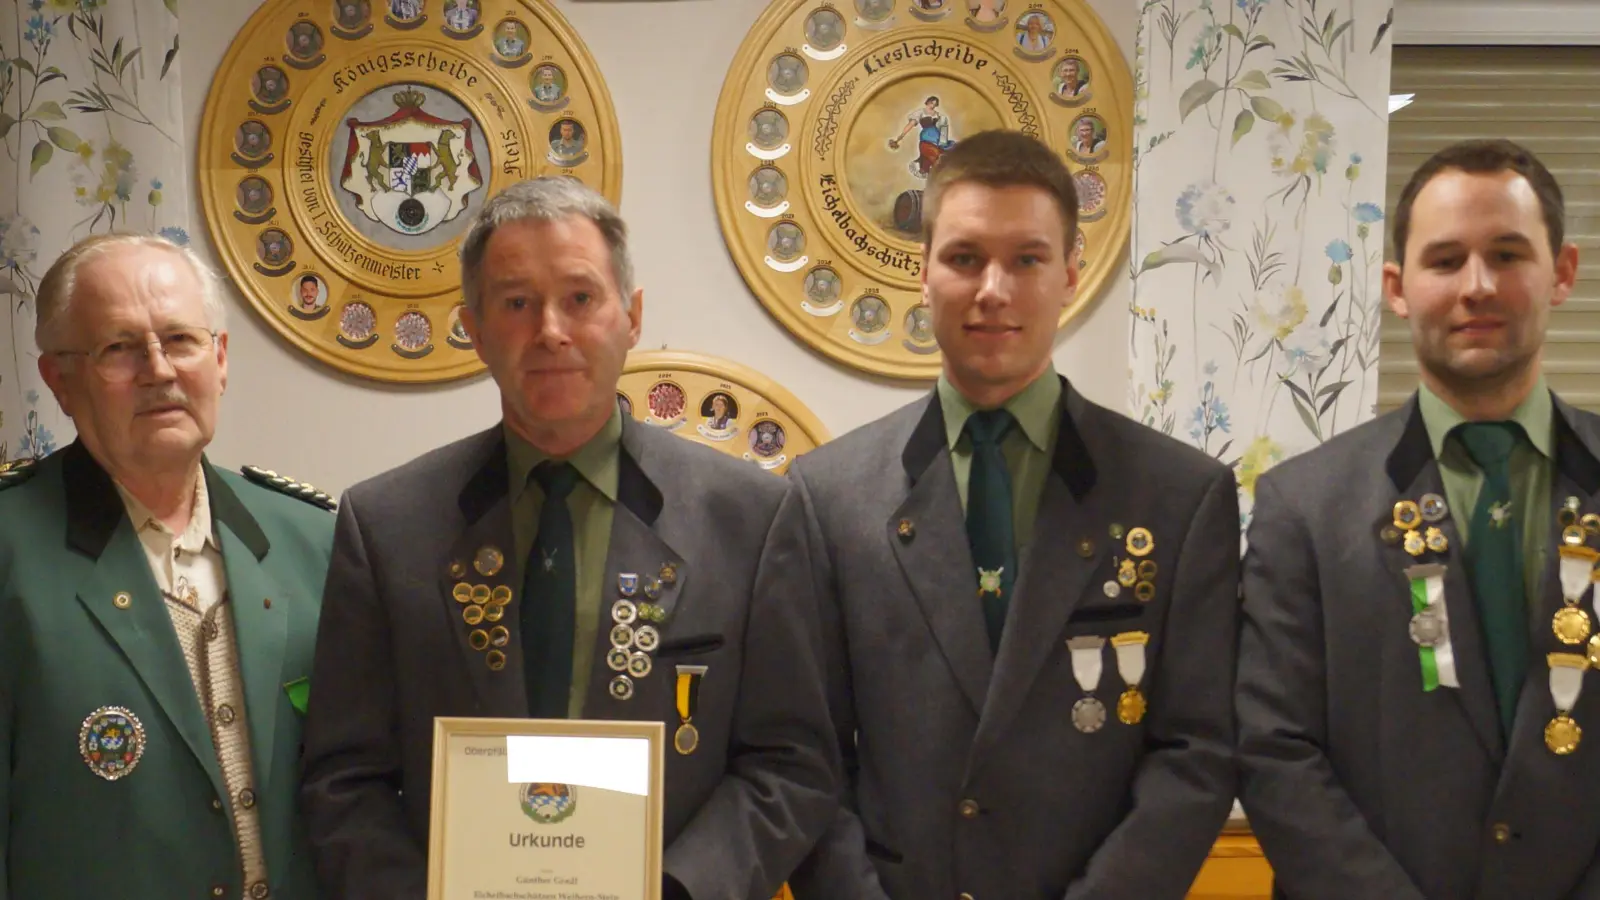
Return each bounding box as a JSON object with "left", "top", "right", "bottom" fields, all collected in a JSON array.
[
  {"left": 1589, "top": 634, "right": 1600, "bottom": 670},
  {"left": 1117, "top": 559, "right": 1137, "bottom": 588},
  {"left": 1403, "top": 530, "right": 1426, "bottom": 557},
  {"left": 1554, "top": 606, "right": 1593, "bottom": 645},
  {"left": 1546, "top": 714, "right": 1582, "bottom": 755},
  {"left": 1117, "top": 687, "right": 1146, "bottom": 725},
  {"left": 674, "top": 722, "right": 700, "bottom": 755},
  {"left": 1424, "top": 527, "right": 1448, "bottom": 554},
  {"left": 1393, "top": 500, "right": 1422, "bottom": 531},
  {"left": 1565, "top": 525, "right": 1588, "bottom": 547}
]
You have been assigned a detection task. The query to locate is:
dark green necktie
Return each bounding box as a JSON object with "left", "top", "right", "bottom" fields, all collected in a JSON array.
[
  {"left": 965, "top": 409, "right": 1017, "bottom": 654},
  {"left": 523, "top": 461, "right": 578, "bottom": 719},
  {"left": 1456, "top": 421, "right": 1527, "bottom": 736}
]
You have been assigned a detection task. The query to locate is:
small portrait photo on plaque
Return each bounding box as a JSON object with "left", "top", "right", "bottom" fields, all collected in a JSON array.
[
  {"left": 388, "top": 0, "right": 424, "bottom": 22},
  {"left": 493, "top": 18, "right": 531, "bottom": 60},
  {"left": 235, "top": 120, "right": 271, "bottom": 160},
  {"left": 531, "top": 65, "right": 567, "bottom": 106},
  {"left": 698, "top": 391, "right": 740, "bottom": 439},
  {"left": 767, "top": 222, "right": 804, "bottom": 262},
  {"left": 805, "top": 8, "right": 845, "bottom": 50},
  {"left": 747, "top": 166, "right": 787, "bottom": 209},
  {"left": 292, "top": 273, "right": 328, "bottom": 314},
  {"left": 1068, "top": 114, "right": 1108, "bottom": 163},
  {"left": 748, "top": 109, "right": 788, "bottom": 151},
  {"left": 286, "top": 21, "right": 324, "bottom": 61},
  {"left": 547, "top": 118, "right": 588, "bottom": 165},
  {"left": 442, "top": 0, "right": 480, "bottom": 33},
  {"left": 1014, "top": 11, "right": 1054, "bottom": 56},
  {"left": 1053, "top": 56, "right": 1092, "bottom": 105},
  {"left": 237, "top": 176, "right": 273, "bottom": 215}
]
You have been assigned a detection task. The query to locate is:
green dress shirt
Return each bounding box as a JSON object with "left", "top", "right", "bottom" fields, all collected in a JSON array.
[
  {"left": 938, "top": 365, "right": 1062, "bottom": 553},
  {"left": 1417, "top": 379, "right": 1554, "bottom": 611},
  {"left": 506, "top": 410, "right": 621, "bottom": 717}
]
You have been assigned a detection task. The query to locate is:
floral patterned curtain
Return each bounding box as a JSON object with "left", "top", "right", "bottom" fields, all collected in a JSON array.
[
  {"left": 0, "top": 0, "right": 187, "bottom": 462},
  {"left": 1128, "top": 0, "right": 1393, "bottom": 522}
]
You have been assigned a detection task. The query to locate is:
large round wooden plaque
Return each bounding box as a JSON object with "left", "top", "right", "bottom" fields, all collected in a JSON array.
[
  {"left": 619, "top": 351, "right": 829, "bottom": 476},
  {"left": 712, "top": 0, "right": 1132, "bottom": 380},
  {"left": 199, "top": 0, "right": 621, "bottom": 383}
]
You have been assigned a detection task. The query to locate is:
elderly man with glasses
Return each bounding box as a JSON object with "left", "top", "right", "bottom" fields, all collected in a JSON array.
[{"left": 0, "top": 232, "right": 336, "bottom": 900}]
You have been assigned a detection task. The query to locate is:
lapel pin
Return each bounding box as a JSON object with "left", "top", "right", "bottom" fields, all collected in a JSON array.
[
  {"left": 449, "top": 560, "right": 466, "bottom": 579},
  {"left": 1393, "top": 501, "right": 1422, "bottom": 532},
  {"left": 609, "top": 674, "right": 635, "bottom": 701},
  {"left": 474, "top": 545, "right": 505, "bottom": 577},
  {"left": 1125, "top": 528, "right": 1153, "bottom": 557},
  {"left": 112, "top": 592, "right": 132, "bottom": 610},
  {"left": 1117, "top": 559, "right": 1137, "bottom": 588},
  {"left": 1424, "top": 527, "right": 1448, "bottom": 554},
  {"left": 1380, "top": 525, "right": 1403, "bottom": 545},
  {"left": 1138, "top": 560, "right": 1157, "bottom": 580},
  {"left": 619, "top": 573, "right": 640, "bottom": 597},
  {"left": 897, "top": 518, "right": 915, "bottom": 541},
  {"left": 659, "top": 562, "right": 679, "bottom": 585},
  {"left": 469, "top": 629, "right": 490, "bottom": 651},
  {"left": 452, "top": 583, "right": 473, "bottom": 604},
  {"left": 1109, "top": 523, "right": 1126, "bottom": 540},
  {"left": 1077, "top": 538, "right": 1095, "bottom": 558},
  {"left": 79, "top": 706, "right": 146, "bottom": 781},
  {"left": 486, "top": 650, "right": 506, "bottom": 671},
  {"left": 643, "top": 579, "right": 663, "bottom": 601},
  {"left": 1404, "top": 531, "right": 1426, "bottom": 557},
  {"left": 1582, "top": 513, "right": 1600, "bottom": 537},
  {"left": 1420, "top": 494, "right": 1448, "bottom": 523}
]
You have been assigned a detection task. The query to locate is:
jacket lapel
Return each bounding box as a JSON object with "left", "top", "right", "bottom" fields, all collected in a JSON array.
[
  {"left": 583, "top": 430, "right": 682, "bottom": 716},
  {"left": 1384, "top": 402, "right": 1506, "bottom": 764},
  {"left": 442, "top": 430, "right": 528, "bottom": 717},
  {"left": 62, "top": 442, "right": 225, "bottom": 797},
  {"left": 205, "top": 464, "right": 289, "bottom": 795},
  {"left": 1500, "top": 398, "right": 1600, "bottom": 785},
  {"left": 976, "top": 384, "right": 1106, "bottom": 747},
  {"left": 890, "top": 395, "right": 992, "bottom": 715}
]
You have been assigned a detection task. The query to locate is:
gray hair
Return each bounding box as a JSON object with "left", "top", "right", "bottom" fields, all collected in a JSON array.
[
  {"left": 458, "top": 177, "right": 635, "bottom": 314},
  {"left": 33, "top": 232, "right": 228, "bottom": 353}
]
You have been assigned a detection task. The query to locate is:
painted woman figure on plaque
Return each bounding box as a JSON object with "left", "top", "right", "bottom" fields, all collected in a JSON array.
[
  {"left": 887, "top": 96, "right": 956, "bottom": 179},
  {"left": 697, "top": 392, "right": 740, "bottom": 440}
]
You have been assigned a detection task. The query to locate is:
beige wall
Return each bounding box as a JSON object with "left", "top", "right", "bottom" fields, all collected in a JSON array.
[{"left": 187, "top": 0, "right": 1136, "bottom": 496}]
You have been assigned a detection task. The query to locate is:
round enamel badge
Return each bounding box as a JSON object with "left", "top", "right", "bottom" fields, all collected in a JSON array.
[{"left": 79, "top": 706, "right": 147, "bottom": 782}]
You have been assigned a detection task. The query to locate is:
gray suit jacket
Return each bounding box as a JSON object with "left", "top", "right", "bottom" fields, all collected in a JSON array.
[
  {"left": 300, "top": 420, "right": 838, "bottom": 900},
  {"left": 779, "top": 379, "right": 1240, "bottom": 900},
  {"left": 1237, "top": 393, "right": 1600, "bottom": 900}
]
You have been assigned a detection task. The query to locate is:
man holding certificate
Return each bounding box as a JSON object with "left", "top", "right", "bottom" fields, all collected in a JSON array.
[{"left": 300, "top": 178, "right": 838, "bottom": 900}]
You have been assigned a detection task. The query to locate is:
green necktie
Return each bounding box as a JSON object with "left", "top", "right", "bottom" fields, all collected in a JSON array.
[
  {"left": 523, "top": 461, "right": 578, "bottom": 719},
  {"left": 1455, "top": 421, "right": 1528, "bottom": 736},
  {"left": 965, "top": 409, "right": 1017, "bottom": 654}
]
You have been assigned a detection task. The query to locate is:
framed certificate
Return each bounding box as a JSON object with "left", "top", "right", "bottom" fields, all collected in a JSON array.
[{"left": 427, "top": 718, "right": 665, "bottom": 900}]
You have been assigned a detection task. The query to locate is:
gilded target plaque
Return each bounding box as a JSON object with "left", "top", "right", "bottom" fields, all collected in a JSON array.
[
  {"left": 200, "top": 0, "right": 621, "bottom": 383},
  {"left": 712, "top": 0, "right": 1132, "bottom": 380},
  {"left": 618, "top": 351, "right": 829, "bottom": 476}
]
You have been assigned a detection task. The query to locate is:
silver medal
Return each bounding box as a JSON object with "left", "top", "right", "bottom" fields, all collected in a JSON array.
[
  {"left": 1409, "top": 608, "right": 1446, "bottom": 647},
  {"left": 1071, "top": 696, "right": 1106, "bottom": 733}
]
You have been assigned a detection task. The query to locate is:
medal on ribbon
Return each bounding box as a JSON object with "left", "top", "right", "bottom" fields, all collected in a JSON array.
[
  {"left": 674, "top": 665, "right": 706, "bottom": 755},
  {"left": 1545, "top": 652, "right": 1589, "bottom": 755},
  {"left": 1554, "top": 545, "right": 1599, "bottom": 646},
  {"left": 1065, "top": 635, "right": 1107, "bottom": 733},
  {"left": 1110, "top": 631, "right": 1149, "bottom": 725},
  {"left": 1405, "top": 563, "right": 1459, "bottom": 691}
]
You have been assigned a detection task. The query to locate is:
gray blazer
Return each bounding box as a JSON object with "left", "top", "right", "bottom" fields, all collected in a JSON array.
[
  {"left": 300, "top": 420, "right": 838, "bottom": 900},
  {"left": 1237, "top": 394, "right": 1600, "bottom": 900},
  {"left": 779, "top": 379, "right": 1240, "bottom": 900}
]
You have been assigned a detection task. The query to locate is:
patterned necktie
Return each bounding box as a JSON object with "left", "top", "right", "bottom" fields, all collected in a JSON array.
[
  {"left": 1455, "top": 421, "right": 1527, "bottom": 736},
  {"left": 965, "top": 409, "right": 1017, "bottom": 654},
  {"left": 523, "top": 461, "right": 578, "bottom": 719}
]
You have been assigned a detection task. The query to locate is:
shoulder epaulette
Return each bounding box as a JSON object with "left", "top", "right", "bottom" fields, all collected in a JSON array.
[
  {"left": 0, "top": 457, "right": 40, "bottom": 491},
  {"left": 241, "top": 465, "right": 337, "bottom": 511}
]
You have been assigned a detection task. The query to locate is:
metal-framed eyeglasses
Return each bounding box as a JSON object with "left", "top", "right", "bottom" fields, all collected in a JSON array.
[{"left": 53, "top": 327, "right": 220, "bottom": 383}]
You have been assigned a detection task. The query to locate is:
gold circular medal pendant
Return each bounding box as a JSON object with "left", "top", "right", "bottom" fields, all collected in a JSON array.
[
  {"left": 710, "top": 0, "right": 1133, "bottom": 380},
  {"left": 674, "top": 722, "right": 701, "bottom": 756},
  {"left": 1116, "top": 687, "right": 1146, "bottom": 725},
  {"left": 198, "top": 0, "right": 621, "bottom": 383},
  {"left": 1588, "top": 634, "right": 1600, "bottom": 670},
  {"left": 618, "top": 351, "right": 831, "bottom": 477},
  {"left": 1546, "top": 714, "right": 1582, "bottom": 755},
  {"left": 1554, "top": 606, "right": 1593, "bottom": 645}
]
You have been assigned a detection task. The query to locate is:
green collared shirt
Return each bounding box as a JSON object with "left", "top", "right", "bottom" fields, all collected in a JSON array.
[
  {"left": 938, "top": 365, "right": 1062, "bottom": 551},
  {"left": 1417, "top": 380, "right": 1554, "bottom": 609},
  {"left": 506, "top": 409, "right": 622, "bottom": 717}
]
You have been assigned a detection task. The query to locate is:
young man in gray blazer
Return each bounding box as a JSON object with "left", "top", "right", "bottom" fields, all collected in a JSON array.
[
  {"left": 777, "top": 130, "right": 1241, "bottom": 900},
  {"left": 300, "top": 178, "right": 838, "bottom": 900},
  {"left": 1238, "top": 139, "right": 1600, "bottom": 899}
]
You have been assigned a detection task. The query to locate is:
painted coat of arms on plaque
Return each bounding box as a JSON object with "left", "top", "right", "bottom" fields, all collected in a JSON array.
[
  {"left": 199, "top": 0, "right": 620, "bottom": 383},
  {"left": 712, "top": 0, "right": 1132, "bottom": 380}
]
